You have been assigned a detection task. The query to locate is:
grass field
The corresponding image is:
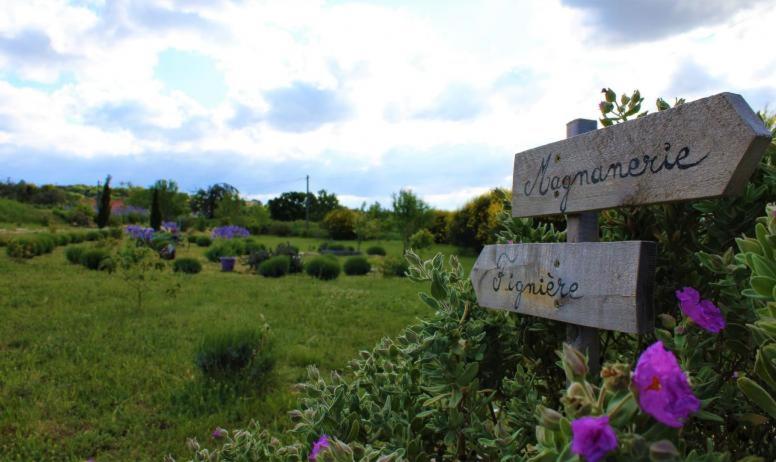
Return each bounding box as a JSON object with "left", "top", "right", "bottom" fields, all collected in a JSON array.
[{"left": 0, "top": 232, "right": 474, "bottom": 461}]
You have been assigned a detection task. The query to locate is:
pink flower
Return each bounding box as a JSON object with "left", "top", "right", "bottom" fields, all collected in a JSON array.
[
  {"left": 571, "top": 415, "right": 618, "bottom": 462},
  {"left": 633, "top": 341, "right": 700, "bottom": 427},
  {"left": 675, "top": 287, "right": 725, "bottom": 333},
  {"left": 211, "top": 427, "right": 226, "bottom": 439},
  {"left": 309, "top": 434, "right": 330, "bottom": 461}
]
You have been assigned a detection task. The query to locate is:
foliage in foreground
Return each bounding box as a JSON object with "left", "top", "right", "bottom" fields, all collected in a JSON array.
[{"left": 182, "top": 207, "right": 776, "bottom": 460}]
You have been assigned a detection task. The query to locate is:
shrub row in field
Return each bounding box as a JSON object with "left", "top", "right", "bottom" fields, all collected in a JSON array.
[
  {"left": 173, "top": 257, "right": 202, "bottom": 274},
  {"left": 5, "top": 228, "right": 122, "bottom": 259},
  {"left": 204, "top": 237, "right": 268, "bottom": 262},
  {"left": 65, "top": 245, "right": 114, "bottom": 271}
]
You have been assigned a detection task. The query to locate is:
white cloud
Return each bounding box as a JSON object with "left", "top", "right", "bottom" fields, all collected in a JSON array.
[{"left": 0, "top": 0, "right": 774, "bottom": 209}]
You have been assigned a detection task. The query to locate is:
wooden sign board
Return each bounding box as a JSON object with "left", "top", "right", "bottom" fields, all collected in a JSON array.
[
  {"left": 512, "top": 92, "right": 772, "bottom": 217},
  {"left": 471, "top": 241, "right": 656, "bottom": 334}
]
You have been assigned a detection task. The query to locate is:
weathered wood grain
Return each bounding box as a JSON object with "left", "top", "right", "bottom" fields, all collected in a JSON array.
[
  {"left": 512, "top": 92, "right": 772, "bottom": 217},
  {"left": 470, "top": 241, "right": 656, "bottom": 334}
]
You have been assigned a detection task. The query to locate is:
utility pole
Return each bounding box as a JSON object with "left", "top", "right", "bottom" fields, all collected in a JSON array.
[{"left": 305, "top": 174, "right": 310, "bottom": 235}]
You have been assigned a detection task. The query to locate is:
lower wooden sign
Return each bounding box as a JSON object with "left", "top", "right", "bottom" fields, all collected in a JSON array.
[{"left": 470, "top": 241, "right": 656, "bottom": 334}]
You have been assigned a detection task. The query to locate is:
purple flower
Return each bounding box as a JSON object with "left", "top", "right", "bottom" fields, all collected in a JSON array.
[
  {"left": 571, "top": 415, "right": 618, "bottom": 462},
  {"left": 675, "top": 287, "right": 725, "bottom": 333},
  {"left": 633, "top": 341, "right": 700, "bottom": 427},
  {"left": 125, "top": 225, "right": 154, "bottom": 242},
  {"left": 211, "top": 225, "right": 250, "bottom": 240},
  {"left": 211, "top": 427, "right": 226, "bottom": 439},
  {"left": 308, "top": 434, "right": 330, "bottom": 461},
  {"left": 162, "top": 221, "right": 179, "bottom": 234}
]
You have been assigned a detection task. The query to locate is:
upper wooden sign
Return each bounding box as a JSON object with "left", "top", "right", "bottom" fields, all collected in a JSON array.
[{"left": 512, "top": 92, "right": 772, "bottom": 217}]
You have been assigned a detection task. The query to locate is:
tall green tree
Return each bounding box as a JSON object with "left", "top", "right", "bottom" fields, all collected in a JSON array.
[
  {"left": 391, "top": 189, "right": 431, "bottom": 252},
  {"left": 95, "top": 175, "right": 112, "bottom": 228},
  {"left": 150, "top": 187, "right": 162, "bottom": 231},
  {"left": 190, "top": 183, "right": 239, "bottom": 219},
  {"left": 267, "top": 190, "right": 340, "bottom": 221},
  {"left": 126, "top": 179, "right": 187, "bottom": 219}
]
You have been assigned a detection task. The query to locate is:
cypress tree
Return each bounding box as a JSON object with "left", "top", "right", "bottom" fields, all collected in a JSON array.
[
  {"left": 95, "top": 175, "right": 112, "bottom": 228},
  {"left": 150, "top": 187, "right": 162, "bottom": 231}
]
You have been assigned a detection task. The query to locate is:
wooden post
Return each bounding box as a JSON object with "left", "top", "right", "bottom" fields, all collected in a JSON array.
[{"left": 565, "top": 118, "right": 600, "bottom": 376}]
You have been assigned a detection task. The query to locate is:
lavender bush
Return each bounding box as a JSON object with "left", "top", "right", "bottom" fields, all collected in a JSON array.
[{"left": 211, "top": 226, "right": 250, "bottom": 240}]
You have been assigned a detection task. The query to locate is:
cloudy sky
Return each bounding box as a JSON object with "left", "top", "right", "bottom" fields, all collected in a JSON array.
[{"left": 1, "top": 0, "right": 775, "bottom": 209}]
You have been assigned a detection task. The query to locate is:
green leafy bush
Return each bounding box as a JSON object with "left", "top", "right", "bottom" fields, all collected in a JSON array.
[
  {"left": 65, "top": 245, "right": 85, "bottom": 264},
  {"left": 343, "top": 256, "right": 371, "bottom": 275},
  {"left": 79, "top": 248, "right": 113, "bottom": 271},
  {"left": 269, "top": 222, "right": 292, "bottom": 237},
  {"left": 68, "top": 232, "right": 85, "bottom": 243},
  {"left": 6, "top": 234, "right": 57, "bottom": 258},
  {"left": 305, "top": 256, "right": 340, "bottom": 280},
  {"left": 196, "top": 235, "right": 212, "bottom": 247},
  {"left": 366, "top": 245, "right": 386, "bottom": 256},
  {"left": 258, "top": 255, "right": 290, "bottom": 278},
  {"left": 409, "top": 228, "right": 434, "bottom": 250},
  {"left": 447, "top": 188, "right": 506, "bottom": 250},
  {"left": 244, "top": 238, "right": 266, "bottom": 255},
  {"left": 85, "top": 230, "right": 101, "bottom": 241},
  {"left": 194, "top": 324, "right": 274, "bottom": 382},
  {"left": 173, "top": 258, "right": 202, "bottom": 274},
  {"left": 53, "top": 233, "right": 70, "bottom": 246},
  {"left": 380, "top": 255, "right": 409, "bottom": 277},
  {"left": 322, "top": 208, "right": 357, "bottom": 240},
  {"left": 204, "top": 240, "right": 245, "bottom": 262},
  {"left": 108, "top": 227, "right": 123, "bottom": 239}
]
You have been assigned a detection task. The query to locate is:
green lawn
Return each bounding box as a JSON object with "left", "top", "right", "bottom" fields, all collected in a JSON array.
[{"left": 0, "top": 234, "right": 473, "bottom": 461}]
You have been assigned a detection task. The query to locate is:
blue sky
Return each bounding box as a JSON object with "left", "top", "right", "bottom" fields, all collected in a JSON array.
[{"left": 0, "top": 0, "right": 775, "bottom": 209}]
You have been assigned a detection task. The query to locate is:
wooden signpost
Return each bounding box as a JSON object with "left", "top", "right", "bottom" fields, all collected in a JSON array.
[{"left": 471, "top": 92, "right": 772, "bottom": 373}]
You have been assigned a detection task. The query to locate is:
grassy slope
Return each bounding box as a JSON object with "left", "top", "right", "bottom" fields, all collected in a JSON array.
[
  {"left": 0, "top": 235, "right": 474, "bottom": 461},
  {"left": 0, "top": 198, "right": 53, "bottom": 228}
]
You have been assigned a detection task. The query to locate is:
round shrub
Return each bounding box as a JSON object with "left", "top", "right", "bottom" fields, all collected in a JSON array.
[
  {"left": 173, "top": 257, "right": 202, "bottom": 274},
  {"left": 196, "top": 235, "right": 212, "bottom": 247},
  {"left": 322, "top": 208, "right": 357, "bottom": 240},
  {"left": 6, "top": 237, "right": 37, "bottom": 258},
  {"left": 54, "top": 233, "right": 71, "bottom": 246},
  {"left": 205, "top": 240, "right": 245, "bottom": 262},
  {"left": 68, "top": 232, "right": 85, "bottom": 243},
  {"left": 409, "top": 228, "right": 434, "bottom": 250},
  {"left": 344, "top": 256, "right": 371, "bottom": 275},
  {"left": 269, "top": 222, "right": 292, "bottom": 237},
  {"left": 35, "top": 234, "right": 56, "bottom": 254},
  {"left": 80, "top": 248, "right": 112, "bottom": 271},
  {"left": 306, "top": 256, "right": 341, "bottom": 280},
  {"left": 65, "top": 245, "right": 85, "bottom": 264},
  {"left": 366, "top": 245, "right": 386, "bottom": 256},
  {"left": 275, "top": 242, "right": 299, "bottom": 256},
  {"left": 108, "top": 227, "right": 123, "bottom": 239},
  {"left": 195, "top": 328, "right": 274, "bottom": 381},
  {"left": 98, "top": 229, "right": 110, "bottom": 238},
  {"left": 85, "top": 230, "right": 101, "bottom": 241},
  {"left": 381, "top": 256, "right": 409, "bottom": 277},
  {"left": 258, "top": 255, "right": 290, "bottom": 278},
  {"left": 244, "top": 238, "right": 266, "bottom": 254}
]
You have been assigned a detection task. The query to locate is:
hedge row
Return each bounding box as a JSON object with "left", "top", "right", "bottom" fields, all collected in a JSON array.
[{"left": 5, "top": 228, "right": 122, "bottom": 259}]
